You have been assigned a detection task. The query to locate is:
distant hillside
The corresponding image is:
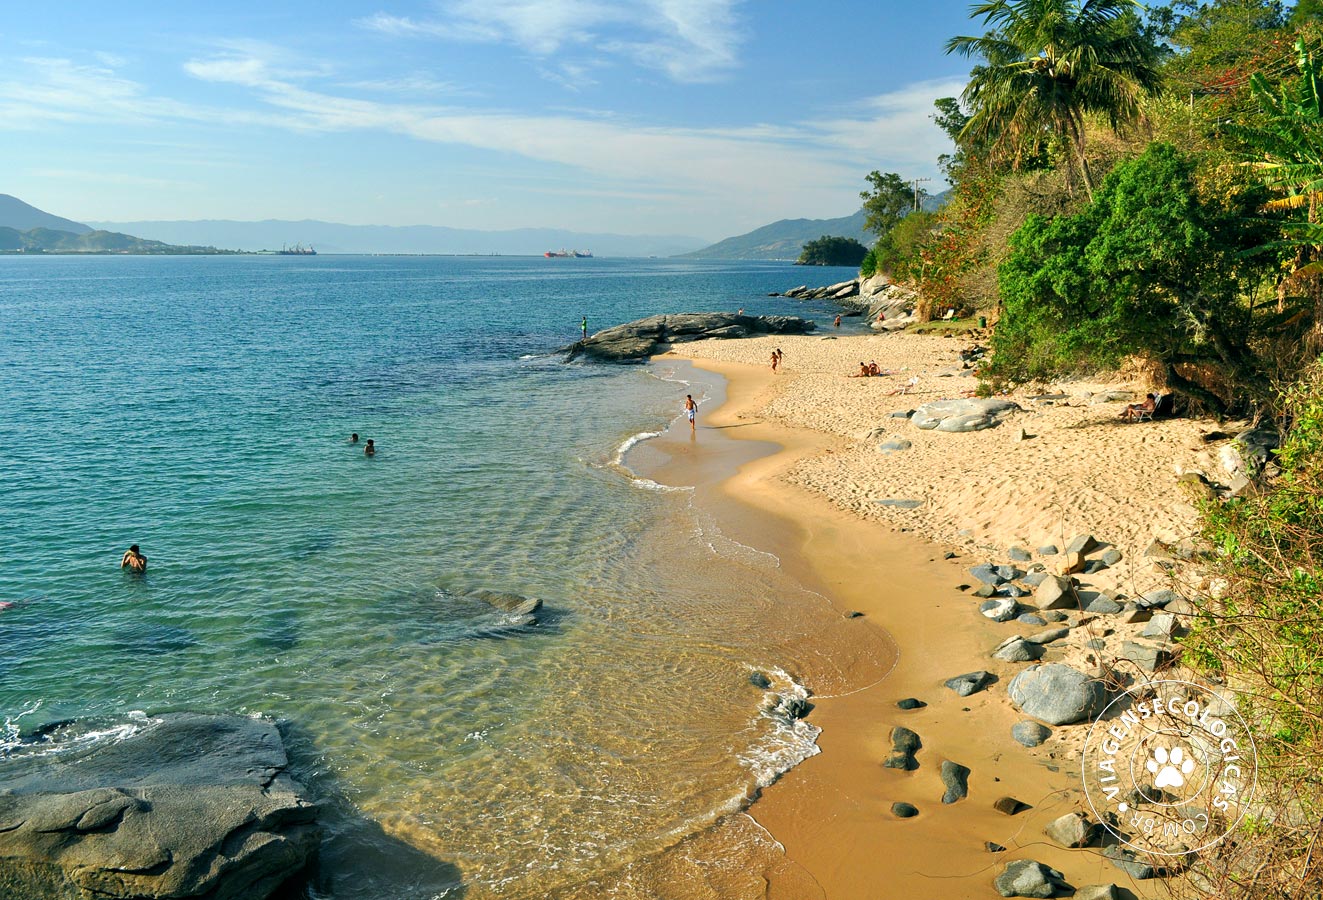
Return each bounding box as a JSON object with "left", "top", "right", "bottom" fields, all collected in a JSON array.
[
  {"left": 0, "top": 194, "right": 92, "bottom": 234},
  {"left": 0, "top": 226, "right": 225, "bottom": 254},
  {"left": 681, "top": 191, "right": 951, "bottom": 261},
  {"left": 88, "top": 219, "right": 708, "bottom": 257}
]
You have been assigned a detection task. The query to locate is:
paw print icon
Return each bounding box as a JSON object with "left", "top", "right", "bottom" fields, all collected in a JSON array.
[{"left": 1147, "top": 744, "right": 1196, "bottom": 789}]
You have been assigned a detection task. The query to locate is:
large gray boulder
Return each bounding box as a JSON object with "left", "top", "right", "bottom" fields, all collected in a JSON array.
[
  {"left": 994, "top": 859, "right": 1070, "bottom": 898},
  {"left": 564, "top": 313, "right": 814, "bottom": 361},
  {"left": 911, "top": 398, "right": 1021, "bottom": 432},
  {"left": 1007, "top": 664, "right": 1108, "bottom": 726},
  {"left": 0, "top": 713, "right": 319, "bottom": 900}
]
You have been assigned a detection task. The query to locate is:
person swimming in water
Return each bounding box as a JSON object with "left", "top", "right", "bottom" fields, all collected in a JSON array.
[
  {"left": 350, "top": 433, "right": 359, "bottom": 444},
  {"left": 121, "top": 544, "right": 147, "bottom": 572},
  {"left": 364, "top": 439, "right": 376, "bottom": 456},
  {"left": 685, "top": 394, "right": 698, "bottom": 431}
]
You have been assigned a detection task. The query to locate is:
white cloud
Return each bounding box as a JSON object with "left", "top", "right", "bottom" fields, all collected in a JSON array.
[{"left": 358, "top": 0, "right": 744, "bottom": 83}]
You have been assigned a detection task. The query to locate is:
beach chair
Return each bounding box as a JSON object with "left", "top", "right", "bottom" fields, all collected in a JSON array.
[{"left": 941, "top": 308, "right": 957, "bottom": 320}]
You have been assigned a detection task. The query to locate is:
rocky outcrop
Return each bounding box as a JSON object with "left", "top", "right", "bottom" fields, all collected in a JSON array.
[
  {"left": 911, "top": 398, "right": 1022, "bottom": 432},
  {"left": 775, "top": 277, "right": 920, "bottom": 330},
  {"left": 563, "top": 313, "right": 814, "bottom": 362},
  {"left": 0, "top": 713, "right": 319, "bottom": 900}
]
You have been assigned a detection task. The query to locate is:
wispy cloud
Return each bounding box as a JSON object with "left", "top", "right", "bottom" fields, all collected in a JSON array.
[{"left": 359, "top": 0, "right": 745, "bottom": 83}]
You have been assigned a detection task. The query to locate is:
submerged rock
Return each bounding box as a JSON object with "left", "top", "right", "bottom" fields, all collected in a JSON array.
[
  {"left": 0, "top": 713, "right": 319, "bottom": 900},
  {"left": 564, "top": 313, "right": 814, "bottom": 362}
]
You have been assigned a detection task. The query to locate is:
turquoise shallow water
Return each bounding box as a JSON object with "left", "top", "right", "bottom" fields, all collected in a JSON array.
[{"left": 0, "top": 255, "right": 876, "bottom": 898}]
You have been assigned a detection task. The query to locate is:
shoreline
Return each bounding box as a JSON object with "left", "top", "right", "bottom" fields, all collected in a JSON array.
[{"left": 646, "top": 333, "right": 1195, "bottom": 897}]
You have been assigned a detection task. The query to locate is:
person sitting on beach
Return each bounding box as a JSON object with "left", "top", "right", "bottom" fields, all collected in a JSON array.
[
  {"left": 1120, "top": 393, "right": 1157, "bottom": 421},
  {"left": 121, "top": 545, "right": 147, "bottom": 572},
  {"left": 850, "top": 362, "right": 871, "bottom": 377},
  {"left": 365, "top": 439, "right": 376, "bottom": 456}
]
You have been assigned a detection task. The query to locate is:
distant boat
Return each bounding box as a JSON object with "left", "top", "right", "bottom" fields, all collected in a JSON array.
[
  {"left": 280, "top": 244, "right": 317, "bottom": 255},
  {"left": 544, "top": 249, "right": 592, "bottom": 258}
]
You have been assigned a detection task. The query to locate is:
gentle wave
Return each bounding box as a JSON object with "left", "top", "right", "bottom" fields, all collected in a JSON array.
[
  {"left": 613, "top": 429, "right": 665, "bottom": 467},
  {"left": 2, "top": 709, "right": 158, "bottom": 761},
  {"left": 739, "top": 667, "right": 821, "bottom": 789}
]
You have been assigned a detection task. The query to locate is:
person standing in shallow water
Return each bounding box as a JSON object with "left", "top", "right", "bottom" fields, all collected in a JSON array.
[
  {"left": 349, "top": 433, "right": 359, "bottom": 444},
  {"left": 121, "top": 544, "right": 147, "bottom": 572},
  {"left": 364, "top": 439, "right": 376, "bottom": 456},
  {"left": 685, "top": 394, "right": 697, "bottom": 432}
]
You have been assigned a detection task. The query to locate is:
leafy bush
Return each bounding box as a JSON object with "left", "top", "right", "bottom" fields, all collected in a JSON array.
[{"left": 796, "top": 235, "right": 868, "bottom": 267}]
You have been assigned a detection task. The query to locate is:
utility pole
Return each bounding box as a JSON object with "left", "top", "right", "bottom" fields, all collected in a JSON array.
[{"left": 911, "top": 177, "right": 932, "bottom": 212}]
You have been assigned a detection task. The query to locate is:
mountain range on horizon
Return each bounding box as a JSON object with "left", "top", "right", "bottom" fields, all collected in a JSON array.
[{"left": 87, "top": 218, "right": 709, "bottom": 258}]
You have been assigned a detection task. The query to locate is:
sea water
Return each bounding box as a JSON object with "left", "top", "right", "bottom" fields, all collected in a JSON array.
[{"left": 0, "top": 254, "right": 884, "bottom": 898}]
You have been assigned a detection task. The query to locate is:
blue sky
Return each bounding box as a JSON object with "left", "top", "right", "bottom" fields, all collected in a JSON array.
[{"left": 1, "top": 1, "right": 980, "bottom": 240}]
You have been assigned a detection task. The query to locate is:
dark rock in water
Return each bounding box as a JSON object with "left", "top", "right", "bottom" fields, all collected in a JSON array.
[
  {"left": 940, "top": 760, "right": 970, "bottom": 804},
  {"left": 470, "top": 589, "right": 544, "bottom": 629},
  {"left": 114, "top": 623, "right": 198, "bottom": 655},
  {"left": 896, "top": 697, "right": 925, "bottom": 710},
  {"left": 994, "top": 859, "right": 1071, "bottom": 898},
  {"left": 781, "top": 697, "right": 813, "bottom": 720},
  {"left": 0, "top": 713, "right": 319, "bottom": 900},
  {"left": 945, "top": 671, "right": 993, "bottom": 697},
  {"left": 891, "top": 801, "right": 919, "bottom": 818},
  {"left": 749, "top": 671, "right": 772, "bottom": 690},
  {"left": 563, "top": 313, "right": 814, "bottom": 362}
]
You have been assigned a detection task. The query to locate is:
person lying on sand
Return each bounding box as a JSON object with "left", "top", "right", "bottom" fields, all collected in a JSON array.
[{"left": 868, "top": 361, "right": 883, "bottom": 376}]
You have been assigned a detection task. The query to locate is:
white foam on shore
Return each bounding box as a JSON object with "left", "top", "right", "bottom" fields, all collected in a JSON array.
[
  {"left": 1, "top": 709, "right": 159, "bottom": 760},
  {"left": 739, "top": 667, "right": 822, "bottom": 790},
  {"left": 613, "top": 429, "right": 665, "bottom": 467}
]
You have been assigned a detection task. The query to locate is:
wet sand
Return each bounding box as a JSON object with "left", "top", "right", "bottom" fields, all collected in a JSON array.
[{"left": 642, "top": 353, "right": 1170, "bottom": 898}]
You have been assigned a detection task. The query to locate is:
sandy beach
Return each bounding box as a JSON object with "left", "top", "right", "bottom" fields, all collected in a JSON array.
[{"left": 651, "top": 328, "right": 1223, "bottom": 898}]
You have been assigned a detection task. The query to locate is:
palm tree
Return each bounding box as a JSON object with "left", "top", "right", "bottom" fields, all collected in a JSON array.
[{"left": 946, "top": 0, "right": 1164, "bottom": 199}]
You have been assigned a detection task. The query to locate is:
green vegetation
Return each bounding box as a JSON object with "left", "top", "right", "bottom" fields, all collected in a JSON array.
[
  {"left": 850, "top": 2, "right": 1323, "bottom": 891},
  {"left": 795, "top": 234, "right": 869, "bottom": 267},
  {"left": 0, "top": 226, "right": 227, "bottom": 254}
]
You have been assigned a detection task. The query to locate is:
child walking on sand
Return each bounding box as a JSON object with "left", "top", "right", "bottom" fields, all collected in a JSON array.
[{"left": 685, "top": 394, "right": 698, "bottom": 431}]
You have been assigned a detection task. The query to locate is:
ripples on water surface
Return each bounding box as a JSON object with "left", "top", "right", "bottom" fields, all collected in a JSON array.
[{"left": 0, "top": 255, "right": 886, "bottom": 897}]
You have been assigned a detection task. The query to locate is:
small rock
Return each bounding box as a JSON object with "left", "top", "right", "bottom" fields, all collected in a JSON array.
[
  {"left": 876, "top": 498, "right": 923, "bottom": 508},
  {"left": 1118, "top": 641, "right": 1172, "bottom": 673},
  {"left": 1016, "top": 613, "right": 1046, "bottom": 626},
  {"left": 993, "top": 636, "right": 1042, "bottom": 662},
  {"left": 844, "top": 610, "right": 864, "bottom": 618},
  {"left": 749, "top": 672, "right": 772, "bottom": 689},
  {"left": 1120, "top": 603, "right": 1153, "bottom": 624},
  {"left": 940, "top": 760, "right": 970, "bottom": 804},
  {"left": 1137, "top": 588, "right": 1180, "bottom": 609},
  {"left": 1142, "top": 612, "right": 1182, "bottom": 639},
  {"left": 1041, "top": 610, "right": 1068, "bottom": 623},
  {"left": 985, "top": 841, "right": 1007, "bottom": 853},
  {"left": 1043, "top": 811, "right": 1098, "bottom": 848},
  {"left": 1103, "top": 845, "right": 1160, "bottom": 879},
  {"left": 970, "top": 563, "right": 1004, "bottom": 586},
  {"left": 878, "top": 438, "right": 913, "bottom": 454},
  {"left": 1066, "top": 534, "right": 1098, "bottom": 555},
  {"left": 1007, "top": 547, "right": 1032, "bottom": 562},
  {"left": 1001, "top": 584, "right": 1026, "bottom": 599},
  {"left": 1033, "top": 575, "right": 1075, "bottom": 610},
  {"left": 945, "top": 671, "right": 993, "bottom": 697},
  {"left": 974, "top": 584, "right": 998, "bottom": 598},
  {"left": 1036, "top": 544, "right": 1059, "bottom": 556},
  {"left": 1021, "top": 571, "right": 1048, "bottom": 587},
  {"left": 1100, "top": 548, "right": 1122, "bottom": 566},
  {"left": 1083, "top": 596, "right": 1123, "bottom": 615},
  {"left": 891, "top": 802, "right": 919, "bottom": 818},
  {"left": 1011, "top": 721, "right": 1051, "bottom": 748},
  {"left": 1025, "top": 627, "right": 1070, "bottom": 645},
  {"left": 1075, "top": 886, "right": 1120, "bottom": 900},
  {"left": 884, "top": 726, "right": 922, "bottom": 770},
  {"left": 943, "top": 551, "right": 957, "bottom": 560},
  {"left": 888, "top": 409, "right": 915, "bottom": 418},
  {"left": 896, "top": 697, "right": 925, "bottom": 710},
  {"left": 1084, "top": 559, "right": 1109, "bottom": 574},
  {"left": 1058, "top": 551, "right": 1086, "bottom": 575},
  {"left": 993, "top": 796, "right": 1029, "bottom": 816},
  {"left": 1007, "top": 664, "right": 1107, "bottom": 725},
  {"left": 994, "top": 859, "right": 1070, "bottom": 898},
  {"left": 1085, "top": 638, "right": 1107, "bottom": 651},
  {"left": 996, "top": 564, "right": 1023, "bottom": 582},
  {"left": 981, "top": 597, "right": 1020, "bottom": 622}
]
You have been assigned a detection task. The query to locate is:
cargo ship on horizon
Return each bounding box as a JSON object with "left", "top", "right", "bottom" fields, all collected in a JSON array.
[
  {"left": 544, "top": 249, "right": 592, "bottom": 258},
  {"left": 280, "top": 244, "right": 317, "bottom": 255}
]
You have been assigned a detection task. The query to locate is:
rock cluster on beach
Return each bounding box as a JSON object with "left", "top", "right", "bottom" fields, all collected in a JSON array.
[
  {"left": 563, "top": 312, "right": 814, "bottom": 362},
  {"left": 0, "top": 713, "right": 319, "bottom": 900},
  {"left": 773, "top": 274, "right": 919, "bottom": 331}
]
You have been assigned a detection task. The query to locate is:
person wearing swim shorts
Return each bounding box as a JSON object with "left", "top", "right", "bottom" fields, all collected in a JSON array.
[{"left": 685, "top": 394, "right": 697, "bottom": 431}]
